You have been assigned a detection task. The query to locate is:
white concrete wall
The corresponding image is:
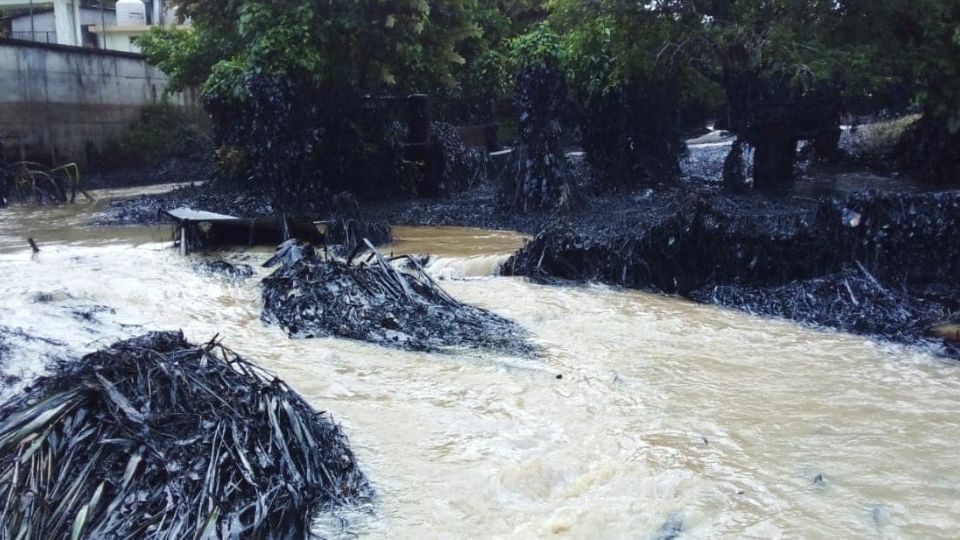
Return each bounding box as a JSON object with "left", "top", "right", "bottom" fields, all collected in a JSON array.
[
  {"left": 11, "top": 12, "right": 55, "bottom": 33},
  {"left": 102, "top": 29, "right": 142, "bottom": 53},
  {"left": 0, "top": 39, "right": 199, "bottom": 164},
  {"left": 11, "top": 8, "right": 116, "bottom": 31}
]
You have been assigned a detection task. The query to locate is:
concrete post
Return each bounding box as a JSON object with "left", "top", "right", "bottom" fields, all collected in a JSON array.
[
  {"left": 72, "top": 0, "right": 82, "bottom": 46},
  {"left": 53, "top": 0, "right": 75, "bottom": 46}
]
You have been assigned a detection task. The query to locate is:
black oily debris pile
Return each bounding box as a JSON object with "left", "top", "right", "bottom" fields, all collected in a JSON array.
[
  {"left": 0, "top": 331, "right": 370, "bottom": 538},
  {"left": 262, "top": 246, "right": 535, "bottom": 355},
  {"left": 504, "top": 189, "right": 960, "bottom": 355},
  {"left": 691, "top": 265, "right": 959, "bottom": 356}
]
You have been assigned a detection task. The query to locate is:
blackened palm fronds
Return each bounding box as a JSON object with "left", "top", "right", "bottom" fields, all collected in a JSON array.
[
  {"left": 691, "top": 265, "right": 952, "bottom": 345},
  {"left": 261, "top": 242, "right": 536, "bottom": 355},
  {"left": 0, "top": 331, "right": 370, "bottom": 539},
  {"left": 502, "top": 190, "right": 960, "bottom": 356}
]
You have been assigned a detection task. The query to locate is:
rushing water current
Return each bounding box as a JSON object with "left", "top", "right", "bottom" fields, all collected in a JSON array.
[{"left": 1, "top": 187, "right": 959, "bottom": 539}]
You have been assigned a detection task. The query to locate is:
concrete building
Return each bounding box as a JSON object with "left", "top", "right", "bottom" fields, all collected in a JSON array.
[
  {"left": 0, "top": 0, "right": 181, "bottom": 52},
  {"left": 8, "top": 6, "right": 115, "bottom": 46},
  {"left": 0, "top": 0, "right": 197, "bottom": 165},
  {"left": 89, "top": 0, "right": 181, "bottom": 53}
]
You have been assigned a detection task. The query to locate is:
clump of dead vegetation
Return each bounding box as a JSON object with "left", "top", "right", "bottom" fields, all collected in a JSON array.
[
  {"left": 0, "top": 331, "right": 370, "bottom": 538},
  {"left": 262, "top": 241, "right": 535, "bottom": 355}
]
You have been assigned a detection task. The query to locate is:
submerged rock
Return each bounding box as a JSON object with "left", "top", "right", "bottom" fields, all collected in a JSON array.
[
  {"left": 0, "top": 331, "right": 370, "bottom": 538},
  {"left": 655, "top": 513, "right": 684, "bottom": 540},
  {"left": 194, "top": 259, "right": 256, "bottom": 279},
  {"left": 261, "top": 250, "right": 535, "bottom": 355}
]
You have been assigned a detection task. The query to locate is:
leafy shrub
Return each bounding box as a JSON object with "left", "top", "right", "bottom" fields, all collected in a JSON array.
[{"left": 102, "top": 104, "right": 212, "bottom": 168}]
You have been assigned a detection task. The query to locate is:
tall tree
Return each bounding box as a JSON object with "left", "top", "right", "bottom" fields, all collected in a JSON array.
[
  {"left": 672, "top": 1, "right": 857, "bottom": 191},
  {"left": 503, "top": 23, "right": 577, "bottom": 211},
  {"left": 141, "top": 0, "right": 483, "bottom": 198},
  {"left": 887, "top": 0, "right": 960, "bottom": 183},
  {"left": 552, "top": 0, "right": 696, "bottom": 187}
]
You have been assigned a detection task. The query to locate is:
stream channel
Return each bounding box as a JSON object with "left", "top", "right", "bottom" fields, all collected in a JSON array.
[{"left": 0, "top": 186, "right": 958, "bottom": 538}]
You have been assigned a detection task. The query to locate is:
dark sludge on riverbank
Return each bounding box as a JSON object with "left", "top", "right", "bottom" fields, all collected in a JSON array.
[
  {"left": 0, "top": 331, "right": 370, "bottom": 538},
  {"left": 262, "top": 241, "right": 536, "bottom": 355},
  {"left": 503, "top": 189, "right": 960, "bottom": 357}
]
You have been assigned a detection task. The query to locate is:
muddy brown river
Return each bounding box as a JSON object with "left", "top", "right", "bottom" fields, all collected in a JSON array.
[{"left": 1, "top": 187, "right": 959, "bottom": 538}]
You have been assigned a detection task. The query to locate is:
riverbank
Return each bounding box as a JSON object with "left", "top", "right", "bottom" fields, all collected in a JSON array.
[
  {"left": 83, "top": 155, "right": 213, "bottom": 190},
  {"left": 87, "top": 140, "right": 960, "bottom": 358},
  {"left": 501, "top": 187, "right": 960, "bottom": 357}
]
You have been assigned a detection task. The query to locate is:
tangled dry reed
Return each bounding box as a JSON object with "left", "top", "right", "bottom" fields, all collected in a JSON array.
[{"left": 0, "top": 331, "right": 369, "bottom": 538}]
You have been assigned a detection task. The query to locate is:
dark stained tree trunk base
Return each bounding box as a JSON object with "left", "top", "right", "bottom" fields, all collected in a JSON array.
[
  {"left": 899, "top": 115, "right": 960, "bottom": 185},
  {"left": 751, "top": 136, "right": 798, "bottom": 192}
]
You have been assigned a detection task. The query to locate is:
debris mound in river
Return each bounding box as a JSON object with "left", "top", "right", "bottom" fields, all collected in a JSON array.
[
  {"left": 504, "top": 189, "right": 960, "bottom": 355},
  {"left": 0, "top": 331, "right": 370, "bottom": 538},
  {"left": 692, "top": 264, "right": 958, "bottom": 354},
  {"left": 262, "top": 244, "right": 535, "bottom": 354}
]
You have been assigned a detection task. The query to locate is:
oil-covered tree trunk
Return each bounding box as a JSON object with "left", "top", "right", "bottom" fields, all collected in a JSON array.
[
  {"left": 503, "top": 65, "right": 576, "bottom": 212},
  {"left": 811, "top": 124, "right": 843, "bottom": 163},
  {"left": 751, "top": 135, "right": 797, "bottom": 192},
  {"left": 578, "top": 82, "right": 684, "bottom": 187},
  {"left": 722, "top": 138, "right": 747, "bottom": 192},
  {"left": 900, "top": 114, "right": 960, "bottom": 184}
]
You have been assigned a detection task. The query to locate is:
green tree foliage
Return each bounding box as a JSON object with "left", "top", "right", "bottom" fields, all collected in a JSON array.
[
  {"left": 137, "top": 26, "right": 237, "bottom": 93},
  {"left": 156, "top": 0, "right": 480, "bottom": 97},
  {"left": 136, "top": 0, "right": 960, "bottom": 193},
  {"left": 889, "top": 0, "right": 960, "bottom": 182},
  {"left": 140, "top": 0, "right": 486, "bottom": 199}
]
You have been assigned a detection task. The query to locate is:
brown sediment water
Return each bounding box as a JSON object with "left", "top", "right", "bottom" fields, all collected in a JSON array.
[{"left": 0, "top": 186, "right": 959, "bottom": 538}]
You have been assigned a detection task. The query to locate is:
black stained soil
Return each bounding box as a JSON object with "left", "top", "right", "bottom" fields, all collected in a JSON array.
[
  {"left": 94, "top": 183, "right": 278, "bottom": 226},
  {"left": 0, "top": 331, "right": 371, "bottom": 538},
  {"left": 85, "top": 155, "right": 213, "bottom": 190}
]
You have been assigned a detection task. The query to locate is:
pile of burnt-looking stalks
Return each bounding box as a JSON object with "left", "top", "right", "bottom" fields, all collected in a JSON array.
[
  {"left": 262, "top": 241, "right": 535, "bottom": 355},
  {"left": 0, "top": 331, "right": 370, "bottom": 538},
  {"left": 691, "top": 264, "right": 957, "bottom": 353},
  {"left": 502, "top": 189, "right": 960, "bottom": 356}
]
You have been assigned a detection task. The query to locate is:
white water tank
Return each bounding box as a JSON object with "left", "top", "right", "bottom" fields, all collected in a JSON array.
[{"left": 116, "top": 0, "right": 148, "bottom": 27}]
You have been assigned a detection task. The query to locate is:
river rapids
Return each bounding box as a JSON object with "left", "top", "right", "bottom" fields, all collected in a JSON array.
[{"left": 0, "top": 187, "right": 958, "bottom": 538}]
